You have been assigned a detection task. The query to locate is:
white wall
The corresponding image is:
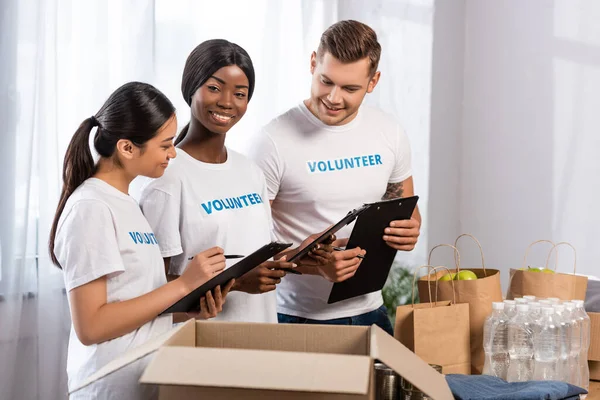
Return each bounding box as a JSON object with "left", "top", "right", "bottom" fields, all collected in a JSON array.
[
  {"left": 427, "top": 0, "right": 465, "bottom": 263},
  {"left": 437, "top": 0, "right": 600, "bottom": 290}
]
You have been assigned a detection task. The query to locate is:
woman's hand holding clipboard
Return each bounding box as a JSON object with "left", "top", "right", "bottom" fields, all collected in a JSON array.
[{"left": 234, "top": 255, "right": 299, "bottom": 292}]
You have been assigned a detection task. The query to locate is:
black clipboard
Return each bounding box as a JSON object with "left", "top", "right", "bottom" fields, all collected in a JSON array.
[
  {"left": 327, "top": 195, "right": 419, "bottom": 304},
  {"left": 287, "top": 204, "right": 370, "bottom": 263},
  {"left": 160, "top": 241, "right": 292, "bottom": 314}
]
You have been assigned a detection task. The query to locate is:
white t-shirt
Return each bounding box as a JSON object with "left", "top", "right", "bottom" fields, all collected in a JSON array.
[
  {"left": 54, "top": 178, "right": 172, "bottom": 400},
  {"left": 248, "top": 102, "right": 412, "bottom": 320},
  {"left": 139, "top": 148, "right": 277, "bottom": 323}
]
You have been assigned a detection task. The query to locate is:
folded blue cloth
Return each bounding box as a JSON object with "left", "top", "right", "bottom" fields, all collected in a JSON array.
[{"left": 445, "top": 374, "right": 587, "bottom": 400}]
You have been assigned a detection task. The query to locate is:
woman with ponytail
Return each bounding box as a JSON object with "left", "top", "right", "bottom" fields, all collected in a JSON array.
[
  {"left": 139, "top": 40, "right": 296, "bottom": 324},
  {"left": 50, "top": 82, "right": 232, "bottom": 400}
]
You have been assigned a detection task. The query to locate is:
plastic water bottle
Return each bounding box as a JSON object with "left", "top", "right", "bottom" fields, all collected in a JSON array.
[
  {"left": 504, "top": 300, "right": 517, "bottom": 320},
  {"left": 564, "top": 301, "right": 581, "bottom": 386},
  {"left": 573, "top": 300, "right": 590, "bottom": 391},
  {"left": 528, "top": 302, "right": 543, "bottom": 335},
  {"left": 552, "top": 304, "right": 572, "bottom": 382},
  {"left": 533, "top": 307, "right": 560, "bottom": 380},
  {"left": 529, "top": 302, "right": 542, "bottom": 322},
  {"left": 523, "top": 295, "right": 536, "bottom": 302},
  {"left": 483, "top": 302, "right": 510, "bottom": 380},
  {"left": 515, "top": 298, "right": 529, "bottom": 305},
  {"left": 538, "top": 299, "right": 552, "bottom": 306},
  {"left": 507, "top": 304, "right": 534, "bottom": 382},
  {"left": 548, "top": 297, "right": 561, "bottom": 305}
]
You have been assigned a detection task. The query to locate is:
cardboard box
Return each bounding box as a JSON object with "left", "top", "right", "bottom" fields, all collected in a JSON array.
[
  {"left": 589, "top": 312, "right": 600, "bottom": 380},
  {"left": 72, "top": 320, "right": 454, "bottom": 399}
]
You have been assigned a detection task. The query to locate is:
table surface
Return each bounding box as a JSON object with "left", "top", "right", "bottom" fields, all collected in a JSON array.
[{"left": 589, "top": 381, "right": 599, "bottom": 399}]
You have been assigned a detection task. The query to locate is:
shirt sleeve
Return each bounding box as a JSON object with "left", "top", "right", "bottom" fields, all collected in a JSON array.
[
  {"left": 247, "top": 130, "right": 284, "bottom": 201},
  {"left": 389, "top": 123, "right": 413, "bottom": 183},
  {"left": 139, "top": 182, "right": 183, "bottom": 259},
  {"left": 258, "top": 170, "right": 277, "bottom": 242},
  {"left": 54, "top": 200, "right": 125, "bottom": 292}
]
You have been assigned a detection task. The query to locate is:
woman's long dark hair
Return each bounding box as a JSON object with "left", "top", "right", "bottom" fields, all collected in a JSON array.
[
  {"left": 175, "top": 39, "right": 255, "bottom": 145},
  {"left": 49, "top": 81, "right": 175, "bottom": 267}
]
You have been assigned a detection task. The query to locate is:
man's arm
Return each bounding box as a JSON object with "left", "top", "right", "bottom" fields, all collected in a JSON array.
[
  {"left": 382, "top": 177, "right": 421, "bottom": 223},
  {"left": 382, "top": 176, "right": 421, "bottom": 251}
]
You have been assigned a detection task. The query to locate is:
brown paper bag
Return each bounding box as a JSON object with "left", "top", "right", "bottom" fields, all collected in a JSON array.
[
  {"left": 507, "top": 240, "right": 588, "bottom": 301},
  {"left": 417, "top": 237, "right": 503, "bottom": 374},
  {"left": 395, "top": 266, "right": 471, "bottom": 375}
]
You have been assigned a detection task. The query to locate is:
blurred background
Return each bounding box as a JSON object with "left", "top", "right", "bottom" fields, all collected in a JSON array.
[{"left": 1, "top": 0, "right": 599, "bottom": 398}]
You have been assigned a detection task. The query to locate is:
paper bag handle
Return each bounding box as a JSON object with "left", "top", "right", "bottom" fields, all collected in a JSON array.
[
  {"left": 428, "top": 244, "right": 461, "bottom": 272},
  {"left": 522, "top": 239, "right": 556, "bottom": 270},
  {"left": 545, "top": 242, "right": 577, "bottom": 273},
  {"left": 411, "top": 265, "right": 457, "bottom": 308},
  {"left": 430, "top": 266, "right": 457, "bottom": 305},
  {"left": 454, "top": 233, "right": 488, "bottom": 277},
  {"left": 412, "top": 265, "right": 434, "bottom": 307}
]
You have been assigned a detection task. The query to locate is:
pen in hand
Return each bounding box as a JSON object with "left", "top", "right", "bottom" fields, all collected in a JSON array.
[
  {"left": 332, "top": 246, "right": 365, "bottom": 259},
  {"left": 282, "top": 268, "right": 302, "bottom": 275},
  {"left": 188, "top": 254, "right": 245, "bottom": 260},
  {"left": 282, "top": 246, "right": 365, "bottom": 276}
]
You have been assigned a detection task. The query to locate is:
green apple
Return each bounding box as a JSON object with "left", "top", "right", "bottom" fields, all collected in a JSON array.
[
  {"left": 528, "top": 267, "right": 542, "bottom": 272},
  {"left": 541, "top": 269, "right": 555, "bottom": 274},
  {"left": 439, "top": 272, "right": 456, "bottom": 281},
  {"left": 454, "top": 270, "right": 478, "bottom": 280}
]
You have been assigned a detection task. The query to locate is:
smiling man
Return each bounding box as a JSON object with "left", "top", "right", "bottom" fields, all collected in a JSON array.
[{"left": 248, "top": 20, "right": 421, "bottom": 334}]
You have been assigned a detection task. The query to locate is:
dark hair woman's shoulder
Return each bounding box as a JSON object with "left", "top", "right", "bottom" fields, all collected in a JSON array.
[{"left": 139, "top": 163, "right": 182, "bottom": 198}]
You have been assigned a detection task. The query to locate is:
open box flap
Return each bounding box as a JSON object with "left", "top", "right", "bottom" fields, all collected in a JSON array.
[{"left": 369, "top": 324, "right": 454, "bottom": 400}]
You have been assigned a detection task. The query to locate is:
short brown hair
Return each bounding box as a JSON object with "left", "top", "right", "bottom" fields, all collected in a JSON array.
[{"left": 317, "top": 20, "right": 381, "bottom": 76}]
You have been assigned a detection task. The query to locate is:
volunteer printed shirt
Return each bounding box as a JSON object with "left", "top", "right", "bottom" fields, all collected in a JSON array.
[
  {"left": 248, "top": 102, "right": 413, "bottom": 320},
  {"left": 139, "top": 148, "right": 277, "bottom": 323},
  {"left": 54, "top": 178, "right": 172, "bottom": 400}
]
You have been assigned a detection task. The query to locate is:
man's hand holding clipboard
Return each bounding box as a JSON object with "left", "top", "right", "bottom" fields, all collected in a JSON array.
[
  {"left": 381, "top": 179, "right": 422, "bottom": 251},
  {"left": 383, "top": 217, "right": 421, "bottom": 251},
  {"left": 308, "top": 238, "right": 367, "bottom": 283},
  {"left": 290, "top": 234, "right": 367, "bottom": 283}
]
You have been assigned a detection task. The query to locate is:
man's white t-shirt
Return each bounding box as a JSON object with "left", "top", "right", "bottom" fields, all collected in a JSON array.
[
  {"left": 54, "top": 178, "right": 172, "bottom": 400},
  {"left": 248, "top": 102, "right": 412, "bottom": 320},
  {"left": 139, "top": 148, "right": 277, "bottom": 323}
]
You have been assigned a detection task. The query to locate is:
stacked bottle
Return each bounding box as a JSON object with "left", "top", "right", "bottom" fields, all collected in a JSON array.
[
  {"left": 532, "top": 307, "right": 559, "bottom": 380},
  {"left": 483, "top": 302, "right": 509, "bottom": 380},
  {"left": 482, "top": 297, "right": 590, "bottom": 390},
  {"left": 507, "top": 304, "right": 534, "bottom": 382}
]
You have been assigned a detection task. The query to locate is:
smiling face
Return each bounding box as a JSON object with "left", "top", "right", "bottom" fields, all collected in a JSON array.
[
  {"left": 190, "top": 65, "right": 250, "bottom": 135},
  {"left": 306, "top": 51, "right": 380, "bottom": 126},
  {"left": 117, "top": 114, "right": 178, "bottom": 178}
]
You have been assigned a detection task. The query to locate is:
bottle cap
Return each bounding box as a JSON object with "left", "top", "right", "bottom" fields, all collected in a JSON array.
[{"left": 516, "top": 304, "right": 530, "bottom": 313}]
